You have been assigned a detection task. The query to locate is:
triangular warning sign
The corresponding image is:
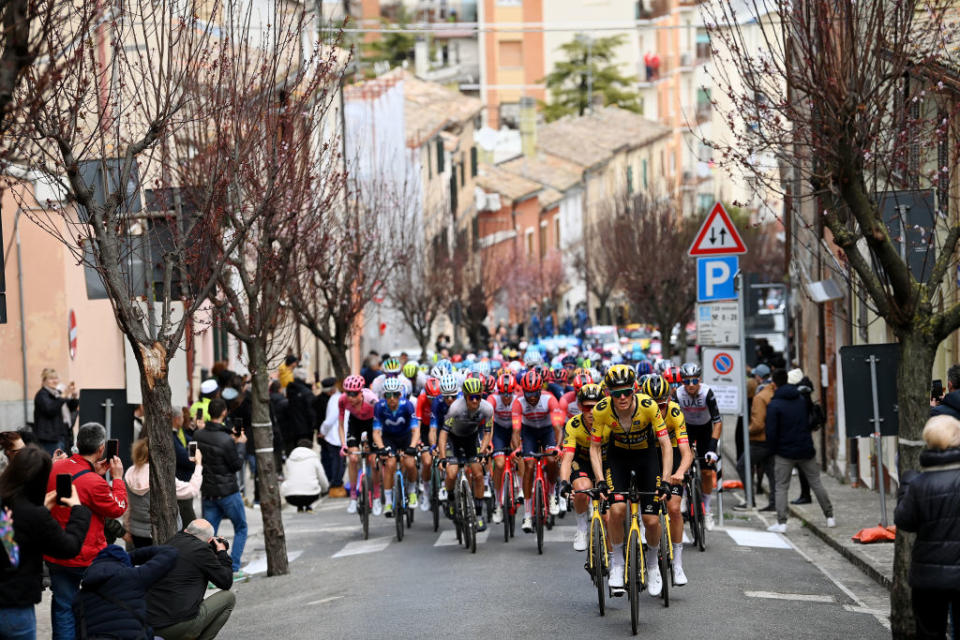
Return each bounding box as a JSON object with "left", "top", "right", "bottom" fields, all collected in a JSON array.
[{"left": 688, "top": 202, "right": 747, "bottom": 256}]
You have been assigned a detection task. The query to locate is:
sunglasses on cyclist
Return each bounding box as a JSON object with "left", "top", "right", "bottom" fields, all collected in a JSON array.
[
  {"left": 383, "top": 392, "right": 401, "bottom": 399},
  {"left": 609, "top": 387, "right": 635, "bottom": 399},
  {"left": 523, "top": 391, "right": 541, "bottom": 399},
  {"left": 466, "top": 394, "right": 482, "bottom": 402},
  {"left": 682, "top": 378, "right": 700, "bottom": 386},
  {"left": 346, "top": 390, "right": 360, "bottom": 397}
]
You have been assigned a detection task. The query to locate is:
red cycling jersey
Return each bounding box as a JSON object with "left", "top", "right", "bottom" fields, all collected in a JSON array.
[
  {"left": 490, "top": 393, "right": 516, "bottom": 428},
  {"left": 416, "top": 391, "right": 433, "bottom": 427},
  {"left": 511, "top": 393, "right": 564, "bottom": 431}
]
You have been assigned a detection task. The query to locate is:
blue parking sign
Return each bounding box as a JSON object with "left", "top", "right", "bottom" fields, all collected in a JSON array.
[{"left": 697, "top": 256, "right": 738, "bottom": 302}]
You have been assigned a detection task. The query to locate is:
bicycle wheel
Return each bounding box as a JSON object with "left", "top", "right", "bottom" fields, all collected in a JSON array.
[
  {"left": 459, "top": 477, "right": 472, "bottom": 551},
  {"left": 534, "top": 478, "right": 545, "bottom": 555},
  {"left": 406, "top": 500, "right": 414, "bottom": 528},
  {"left": 694, "top": 483, "right": 706, "bottom": 552},
  {"left": 431, "top": 473, "right": 440, "bottom": 532},
  {"left": 628, "top": 528, "right": 640, "bottom": 635},
  {"left": 659, "top": 520, "right": 670, "bottom": 607},
  {"left": 502, "top": 470, "right": 512, "bottom": 543},
  {"left": 467, "top": 498, "right": 478, "bottom": 554},
  {"left": 395, "top": 476, "right": 404, "bottom": 542},
  {"left": 591, "top": 518, "right": 606, "bottom": 617},
  {"left": 360, "top": 473, "right": 371, "bottom": 541}
]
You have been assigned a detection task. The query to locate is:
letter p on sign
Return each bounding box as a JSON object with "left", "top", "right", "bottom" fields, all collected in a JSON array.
[{"left": 697, "top": 256, "right": 739, "bottom": 302}]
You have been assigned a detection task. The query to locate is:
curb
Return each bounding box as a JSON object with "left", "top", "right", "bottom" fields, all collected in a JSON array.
[{"left": 787, "top": 503, "right": 893, "bottom": 592}]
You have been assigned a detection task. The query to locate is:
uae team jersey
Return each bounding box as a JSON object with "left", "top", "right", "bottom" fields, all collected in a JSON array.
[{"left": 675, "top": 385, "right": 721, "bottom": 427}]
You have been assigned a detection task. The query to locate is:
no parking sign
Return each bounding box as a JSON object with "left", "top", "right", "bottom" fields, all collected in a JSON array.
[{"left": 702, "top": 347, "right": 741, "bottom": 412}]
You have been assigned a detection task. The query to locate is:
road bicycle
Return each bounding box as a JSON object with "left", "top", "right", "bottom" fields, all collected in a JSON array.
[
  {"left": 528, "top": 447, "right": 559, "bottom": 555},
  {"left": 499, "top": 448, "right": 523, "bottom": 543},
  {"left": 443, "top": 454, "right": 481, "bottom": 554},
  {"left": 574, "top": 487, "right": 609, "bottom": 616},
  {"left": 657, "top": 492, "right": 673, "bottom": 608},
  {"left": 345, "top": 438, "right": 379, "bottom": 541},
  {"left": 683, "top": 443, "right": 708, "bottom": 552},
  {"left": 382, "top": 448, "right": 416, "bottom": 541}
]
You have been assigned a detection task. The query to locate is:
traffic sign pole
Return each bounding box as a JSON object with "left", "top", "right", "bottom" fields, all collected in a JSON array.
[{"left": 737, "top": 270, "right": 752, "bottom": 507}]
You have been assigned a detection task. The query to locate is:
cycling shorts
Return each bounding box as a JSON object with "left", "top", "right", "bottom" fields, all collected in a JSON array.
[
  {"left": 686, "top": 423, "right": 713, "bottom": 460},
  {"left": 491, "top": 424, "right": 513, "bottom": 454},
  {"left": 445, "top": 433, "right": 480, "bottom": 463},
  {"left": 521, "top": 424, "right": 556, "bottom": 457},
  {"left": 382, "top": 431, "right": 412, "bottom": 453},
  {"left": 605, "top": 445, "right": 660, "bottom": 515},
  {"left": 346, "top": 416, "right": 374, "bottom": 449},
  {"left": 571, "top": 456, "right": 598, "bottom": 484},
  {"left": 664, "top": 446, "right": 683, "bottom": 498}
]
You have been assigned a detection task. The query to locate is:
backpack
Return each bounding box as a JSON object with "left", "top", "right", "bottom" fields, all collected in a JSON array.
[{"left": 807, "top": 398, "right": 826, "bottom": 432}]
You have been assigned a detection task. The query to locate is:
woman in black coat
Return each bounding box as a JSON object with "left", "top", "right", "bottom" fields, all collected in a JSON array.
[
  {"left": 895, "top": 415, "right": 960, "bottom": 639},
  {"left": 0, "top": 446, "right": 91, "bottom": 637}
]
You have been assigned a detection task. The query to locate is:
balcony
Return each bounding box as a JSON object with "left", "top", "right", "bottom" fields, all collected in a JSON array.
[{"left": 636, "top": 0, "right": 671, "bottom": 21}]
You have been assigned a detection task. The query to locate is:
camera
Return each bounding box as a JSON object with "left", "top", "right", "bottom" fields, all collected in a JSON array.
[{"left": 210, "top": 536, "right": 230, "bottom": 553}]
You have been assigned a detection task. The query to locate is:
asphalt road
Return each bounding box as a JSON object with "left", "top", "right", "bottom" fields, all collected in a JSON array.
[{"left": 222, "top": 496, "right": 891, "bottom": 640}]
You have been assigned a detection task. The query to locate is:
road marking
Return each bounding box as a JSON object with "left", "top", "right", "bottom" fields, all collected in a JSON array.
[
  {"left": 434, "top": 529, "right": 490, "bottom": 546},
  {"left": 332, "top": 536, "right": 392, "bottom": 558},
  {"left": 285, "top": 525, "right": 359, "bottom": 535},
  {"left": 842, "top": 605, "right": 890, "bottom": 617},
  {"left": 745, "top": 591, "right": 836, "bottom": 603},
  {"left": 306, "top": 596, "right": 344, "bottom": 606},
  {"left": 543, "top": 526, "right": 577, "bottom": 543},
  {"left": 316, "top": 502, "right": 345, "bottom": 512},
  {"left": 725, "top": 527, "right": 792, "bottom": 549},
  {"left": 244, "top": 550, "right": 303, "bottom": 575}
]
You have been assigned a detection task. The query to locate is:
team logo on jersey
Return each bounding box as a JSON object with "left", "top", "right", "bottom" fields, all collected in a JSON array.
[
  {"left": 383, "top": 416, "right": 407, "bottom": 428},
  {"left": 640, "top": 398, "right": 654, "bottom": 408},
  {"left": 671, "top": 407, "right": 682, "bottom": 418}
]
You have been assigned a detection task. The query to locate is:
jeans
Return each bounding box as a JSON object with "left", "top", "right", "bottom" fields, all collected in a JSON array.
[
  {"left": 913, "top": 588, "right": 960, "bottom": 639},
  {"left": 773, "top": 455, "right": 833, "bottom": 525},
  {"left": 0, "top": 606, "right": 36, "bottom": 640},
  {"left": 202, "top": 492, "right": 247, "bottom": 572},
  {"left": 235, "top": 442, "right": 247, "bottom": 495},
  {"left": 39, "top": 440, "right": 63, "bottom": 457},
  {"left": 47, "top": 563, "right": 85, "bottom": 640},
  {"left": 245, "top": 454, "right": 259, "bottom": 502},
  {"left": 320, "top": 440, "right": 344, "bottom": 487}
]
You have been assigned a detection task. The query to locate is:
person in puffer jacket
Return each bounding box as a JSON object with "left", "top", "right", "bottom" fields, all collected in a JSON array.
[
  {"left": 895, "top": 415, "right": 960, "bottom": 640},
  {"left": 73, "top": 544, "right": 176, "bottom": 639},
  {"left": 280, "top": 439, "right": 329, "bottom": 512}
]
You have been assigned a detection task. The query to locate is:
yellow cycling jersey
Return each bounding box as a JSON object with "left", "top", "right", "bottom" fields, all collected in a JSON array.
[
  {"left": 562, "top": 413, "right": 608, "bottom": 461},
  {"left": 590, "top": 393, "right": 667, "bottom": 450},
  {"left": 661, "top": 400, "right": 689, "bottom": 448}
]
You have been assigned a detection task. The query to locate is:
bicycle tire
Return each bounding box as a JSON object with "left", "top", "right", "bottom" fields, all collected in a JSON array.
[
  {"left": 465, "top": 476, "right": 478, "bottom": 554},
  {"left": 659, "top": 522, "right": 670, "bottom": 607},
  {"left": 406, "top": 500, "right": 414, "bottom": 528},
  {"left": 361, "top": 473, "right": 371, "bottom": 541},
  {"left": 502, "top": 470, "right": 512, "bottom": 543},
  {"left": 534, "top": 478, "right": 545, "bottom": 555},
  {"left": 396, "top": 480, "right": 405, "bottom": 542},
  {"left": 694, "top": 483, "right": 706, "bottom": 552},
  {"left": 431, "top": 473, "right": 440, "bottom": 532},
  {"left": 628, "top": 528, "right": 640, "bottom": 635},
  {"left": 459, "top": 476, "right": 472, "bottom": 550},
  {"left": 591, "top": 517, "right": 606, "bottom": 617}
]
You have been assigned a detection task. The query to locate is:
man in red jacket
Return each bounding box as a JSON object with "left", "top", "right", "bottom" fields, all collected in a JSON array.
[{"left": 45, "top": 422, "right": 127, "bottom": 640}]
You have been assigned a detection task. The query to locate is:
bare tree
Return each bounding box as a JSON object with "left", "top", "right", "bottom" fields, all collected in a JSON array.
[
  {"left": 705, "top": 2, "right": 960, "bottom": 634},
  {"left": 573, "top": 218, "right": 626, "bottom": 325},
  {"left": 387, "top": 244, "right": 452, "bottom": 358},
  {"left": 7, "top": 0, "right": 229, "bottom": 542}
]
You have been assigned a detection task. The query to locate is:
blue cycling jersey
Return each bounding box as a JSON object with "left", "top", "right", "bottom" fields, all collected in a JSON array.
[
  {"left": 372, "top": 399, "right": 419, "bottom": 435},
  {"left": 430, "top": 395, "right": 456, "bottom": 430}
]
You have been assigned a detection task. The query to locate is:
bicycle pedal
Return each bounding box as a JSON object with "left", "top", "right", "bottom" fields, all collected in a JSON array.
[{"left": 610, "top": 587, "right": 626, "bottom": 597}]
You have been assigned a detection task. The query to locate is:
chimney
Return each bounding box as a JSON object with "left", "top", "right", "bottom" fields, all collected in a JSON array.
[
  {"left": 415, "top": 38, "right": 429, "bottom": 78},
  {"left": 519, "top": 96, "right": 537, "bottom": 158}
]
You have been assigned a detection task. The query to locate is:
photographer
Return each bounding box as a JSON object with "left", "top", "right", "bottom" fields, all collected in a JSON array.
[
  {"left": 147, "top": 519, "right": 236, "bottom": 640},
  {"left": 32, "top": 369, "right": 79, "bottom": 457},
  {"left": 193, "top": 399, "right": 248, "bottom": 582}
]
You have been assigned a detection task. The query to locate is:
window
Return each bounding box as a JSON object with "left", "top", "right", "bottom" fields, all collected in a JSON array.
[
  {"left": 554, "top": 216, "right": 561, "bottom": 250},
  {"left": 670, "top": 151, "right": 676, "bottom": 176},
  {"left": 470, "top": 146, "right": 478, "bottom": 177},
  {"left": 642, "top": 159, "right": 648, "bottom": 189},
  {"left": 460, "top": 153, "right": 466, "bottom": 187},
  {"left": 427, "top": 145, "right": 432, "bottom": 179},
  {"left": 627, "top": 166, "right": 634, "bottom": 195},
  {"left": 660, "top": 150, "right": 665, "bottom": 176},
  {"left": 539, "top": 220, "right": 547, "bottom": 257},
  {"left": 436, "top": 138, "right": 445, "bottom": 173},
  {"left": 499, "top": 40, "right": 523, "bottom": 68},
  {"left": 526, "top": 228, "right": 534, "bottom": 255},
  {"left": 213, "top": 324, "right": 228, "bottom": 363},
  {"left": 450, "top": 170, "right": 458, "bottom": 216}
]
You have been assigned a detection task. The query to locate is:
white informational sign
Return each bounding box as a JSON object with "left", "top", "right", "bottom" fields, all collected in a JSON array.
[
  {"left": 124, "top": 301, "right": 188, "bottom": 408},
  {"left": 697, "top": 302, "right": 740, "bottom": 346},
  {"left": 702, "top": 347, "right": 742, "bottom": 413}
]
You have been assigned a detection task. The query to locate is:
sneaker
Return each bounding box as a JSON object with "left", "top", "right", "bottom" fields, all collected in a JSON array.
[
  {"left": 243, "top": 497, "right": 254, "bottom": 508},
  {"left": 760, "top": 504, "right": 776, "bottom": 512},
  {"left": 646, "top": 562, "right": 663, "bottom": 597},
  {"left": 446, "top": 503, "right": 454, "bottom": 519},
  {"left": 573, "top": 529, "right": 588, "bottom": 552},
  {"left": 732, "top": 502, "right": 753, "bottom": 512},
  {"left": 329, "top": 486, "right": 348, "bottom": 498},
  {"left": 791, "top": 496, "right": 812, "bottom": 505},
  {"left": 483, "top": 485, "right": 492, "bottom": 499},
  {"left": 438, "top": 487, "right": 448, "bottom": 501},
  {"left": 705, "top": 512, "right": 715, "bottom": 531},
  {"left": 767, "top": 522, "right": 787, "bottom": 533},
  {"left": 826, "top": 517, "right": 836, "bottom": 528},
  {"left": 408, "top": 493, "right": 418, "bottom": 508},
  {"left": 384, "top": 503, "right": 394, "bottom": 518},
  {"left": 420, "top": 494, "right": 430, "bottom": 512},
  {"left": 549, "top": 494, "right": 559, "bottom": 516},
  {"left": 608, "top": 561, "right": 625, "bottom": 589},
  {"left": 673, "top": 562, "right": 688, "bottom": 586},
  {"left": 372, "top": 500, "right": 383, "bottom": 517},
  {"left": 477, "top": 517, "right": 487, "bottom": 532},
  {"left": 233, "top": 570, "right": 249, "bottom": 583},
  {"left": 521, "top": 516, "right": 534, "bottom": 533},
  {"left": 518, "top": 487, "right": 524, "bottom": 500},
  {"left": 493, "top": 505, "right": 504, "bottom": 524},
  {"left": 346, "top": 499, "right": 357, "bottom": 514}
]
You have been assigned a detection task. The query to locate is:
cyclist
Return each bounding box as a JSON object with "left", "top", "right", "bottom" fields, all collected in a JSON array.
[
  {"left": 559, "top": 372, "right": 593, "bottom": 419},
  {"left": 590, "top": 364, "right": 673, "bottom": 595},
  {"left": 635, "top": 360, "right": 653, "bottom": 378},
  {"left": 642, "top": 374, "right": 694, "bottom": 585},
  {"left": 403, "top": 361, "right": 426, "bottom": 398},
  {"left": 437, "top": 378, "right": 494, "bottom": 532},
  {"left": 557, "top": 383, "right": 604, "bottom": 551},
  {"left": 483, "top": 374, "right": 497, "bottom": 401},
  {"left": 372, "top": 377, "right": 420, "bottom": 517},
  {"left": 545, "top": 368, "right": 565, "bottom": 400},
  {"left": 511, "top": 370, "right": 565, "bottom": 532},
  {"left": 371, "top": 357, "right": 412, "bottom": 398},
  {"left": 675, "top": 362, "right": 723, "bottom": 530},
  {"left": 338, "top": 375, "right": 382, "bottom": 516},
  {"left": 415, "top": 377, "right": 442, "bottom": 511},
  {"left": 489, "top": 372, "right": 520, "bottom": 524}
]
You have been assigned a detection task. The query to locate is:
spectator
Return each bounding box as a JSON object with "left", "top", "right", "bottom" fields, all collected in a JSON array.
[
  {"left": 0, "top": 431, "right": 25, "bottom": 474},
  {"left": 360, "top": 355, "right": 381, "bottom": 388},
  {"left": 267, "top": 380, "right": 288, "bottom": 472},
  {"left": 790, "top": 368, "right": 816, "bottom": 505},
  {"left": 894, "top": 415, "right": 960, "bottom": 639},
  {"left": 73, "top": 544, "right": 176, "bottom": 640},
  {"left": 284, "top": 369, "right": 316, "bottom": 456},
  {"left": 32, "top": 369, "right": 79, "bottom": 457},
  {"left": 171, "top": 407, "right": 196, "bottom": 525},
  {"left": 398, "top": 352, "right": 409, "bottom": 367},
  {"left": 147, "top": 520, "right": 235, "bottom": 640},
  {"left": 317, "top": 379, "right": 345, "bottom": 497},
  {"left": 193, "top": 399, "right": 248, "bottom": 582},
  {"left": 44, "top": 422, "right": 127, "bottom": 640},
  {"left": 189, "top": 380, "right": 219, "bottom": 424},
  {"left": 277, "top": 354, "right": 298, "bottom": 389},
  {"left": 281, "top": 439, "right": 329, "bottom": 512},
  {"left": 735, "top": 364, "right": 775, "bottom": 511},
  {"left": 765, "top": 369, "right": 834, "bottom": 533},
  {"left": 0, "top": 446, "right": 91, "bottom": 637},
  {"left": 224, "top": 380, "right": 253, "bottom": 506},
  {"left": 931, "top": 363, "right": 960, "bottom": 420}
]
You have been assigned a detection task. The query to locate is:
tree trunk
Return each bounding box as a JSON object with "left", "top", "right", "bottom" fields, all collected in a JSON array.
[
  {"left": 890, "top": 328, "right": 938, "bottom": 639},
  {"left": 141, "top": 375, "right": 179, "bottom": 543},
  {"left": 326, "top": 343, "right": 351, "bottom": 380},
  {"left": 249, "top": 342, "right": 289, "bottom": 576}
]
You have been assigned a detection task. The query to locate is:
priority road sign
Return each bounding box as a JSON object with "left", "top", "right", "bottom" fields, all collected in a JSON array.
[
  {"left": 689, "top": 202, "right": 747, "bottom": 256},
  {"left": 697, "top": 256, "right": 739, "bottom": 302}
]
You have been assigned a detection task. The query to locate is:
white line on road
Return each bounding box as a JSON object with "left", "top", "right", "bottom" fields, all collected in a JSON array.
[
  {"left": 725, "top": 527, "right": 792, "bottom": 549},
  {"left": 745, "top": 591, "right": 836, "bottom": 603},
  {"left": 842, "top": 605, "right": 891, "bottom": 617},
  {"left": 306, "top": 596, "right": 344, "bottom": 606},
  {"left": 244, "top": 550, "right": 304, "bottom": 575},
  {"left": 434, "top": 529, "right": 490, "bottom": 546},
  {"left": 332, "top": 536, "right": 392, "bottom": 558},
  {"left": 543, "top": 526, "right": 577, "bottom": 543},
  {"left": 284, "top": 525, "right": 359, "bottom": 535}
]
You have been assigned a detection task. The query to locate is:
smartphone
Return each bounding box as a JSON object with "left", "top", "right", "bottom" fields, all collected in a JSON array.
[
  {"left": 105, "top": 439, "right": 119, "bottom": 460},
  {"left": 56, "top": 474, "right": 72, "bottom": 504},
  {"left": 932, "top": 379, "right": 944, "bottom": 401},
  {"left": 188, "top": 442, "right": 198, "bottom": 459}
]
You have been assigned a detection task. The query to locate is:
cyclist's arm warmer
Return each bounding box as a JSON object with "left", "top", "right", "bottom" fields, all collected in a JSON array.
[
  {"left": 548, "top": 395, "right": 564, "bottom": 429},
  {"left": 706, "top": 389, "right": 721, "bottom": 423}
]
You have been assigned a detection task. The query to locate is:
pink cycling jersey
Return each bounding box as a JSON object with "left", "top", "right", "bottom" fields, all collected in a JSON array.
[
  {"left": 338, "top": 388, "right": 377, "bottom": 421},
  {"left": 511, "top": 393, "right": 563, "bottom": 431}
]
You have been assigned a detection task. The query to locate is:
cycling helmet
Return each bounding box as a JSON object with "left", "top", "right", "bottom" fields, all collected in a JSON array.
[
  {"left": 553, "top": 368, "right": 569, "bottom": 385},
  {"left": 497, "top": 373, "right": 517, "bottom": 394},
  {"left": 523, "top": 350, "right": 543, "bottom": 367},
  {"left": 641, "top": 374, "right": 671, "bottom": 403},
  {"left": 463, "top": 377, "right": 484, "bottom": 396},
  {"left": 475, "top": 360, "right": 491, "bottom": 377},
  {"left": 577, "top": 383, "right": 603, "bottom": 404},
  {"left": 637, "top": 373, "right": 653, "bottom": 389},
  {"left": 343, "top": 375, "right": 364, "bottom": 393},
  {"left": 663, "top": 366, "right": 682, "bottom": 387},
  {"left": 507, "top": 361, "right": 523, "bottom": 375},
  {"left": 635, "top": 360, "right": 653, "bottom": 376},
  {"left": 425, "top": 377, "right": 441, "bottom": 398},
  {"left": 484, "top": 374, "right": 497, "bottom": 394},
  {"left": 519, "top": 370, "right": 543, "bottom": 393},
  {"left": 383, "top": 358, "right": 401, "bottom": 375},
  {"left": 680, "top": 362, "right": 702, "bottom": 380},
  {"left": 544, "top": 368, "right": 555, "bottom": 383},
  {"left": 572, "top": 372, "right": 593, "bottom": 393},
  {"left": 430, "top": 365, "right": 446, "bottom": 379},
  {"left": 439, "top": 374, "right": 460, "bottom": 396},
  {"left": 451, "top": 354, "right": 463, "bottom": 363},
  {"left": 402, "top": 362, "right": 418, "bottom": 379},
  {"left": 654, "top": 359, "right": 673, "bottom": 374},
  {"left": 383, "top": 377, "right": 404, "bottom": 395},
  {"left": 604, "top": 364, "right": 636, "bottom": 390},
  {"left": 561, "top": 354, "right": 576, "bottom": 367}
]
